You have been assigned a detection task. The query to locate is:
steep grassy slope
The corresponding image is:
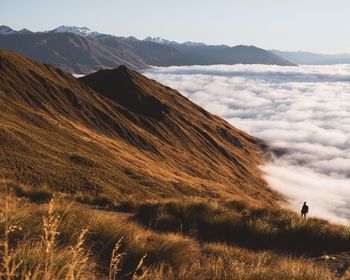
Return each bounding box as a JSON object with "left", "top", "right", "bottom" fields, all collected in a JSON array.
[{"left": 0, "top": 50, "right": 278, "bottom": 203}]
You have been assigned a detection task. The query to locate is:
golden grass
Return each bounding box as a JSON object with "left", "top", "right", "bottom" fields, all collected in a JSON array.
[
  {"left": 144, "top": 243, "right": 334, "bottom": 280},
  {"left": 130, "top": 198, "right": 350, "bottom": 255},
  {"left": 0, "top": 49, "right": 280, "bottom": 204},
  {"left": 0, "top": 181, "right": 339, "bottom": 279}
]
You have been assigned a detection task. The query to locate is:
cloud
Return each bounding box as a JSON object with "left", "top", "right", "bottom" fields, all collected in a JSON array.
[{"left": 143, "top": 64, "right": 350, "bottom": 224}]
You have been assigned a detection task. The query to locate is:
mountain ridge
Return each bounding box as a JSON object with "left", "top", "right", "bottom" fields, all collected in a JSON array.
[
  {"left": 0, "top": 25, "right": 295, "bottom": 74},
  {"left": 0, "top": 50, "right": 279, "bottom": 204},
  {"left": 271, "top": 49, "right": 350, "bottom": 65}
]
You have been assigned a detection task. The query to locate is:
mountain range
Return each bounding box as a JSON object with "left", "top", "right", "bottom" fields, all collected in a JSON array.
[
  {"left": 0, "top": 49, "right": 278, "bottom": 203},
  {"left": 271, "top": 49, "right": 350, "bottom": 65},
  {"left": 0, "top": 25, "right": 295, "bottom": 74}
]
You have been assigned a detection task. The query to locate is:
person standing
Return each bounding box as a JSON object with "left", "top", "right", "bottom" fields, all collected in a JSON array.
[{"left": 301, "top": 202, "right": 309, "bottom": 218}]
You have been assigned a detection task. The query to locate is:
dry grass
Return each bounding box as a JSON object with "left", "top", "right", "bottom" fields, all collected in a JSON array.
[
  {"left": 0, "top": 195, "right": 96, "bottom": 280},
  {"left": 0, "top": 182, "right": 200, "bottom": 279},
  {"left": 0, "top": 49, "right": 280, "bottom": 204},
  {"left": 0, "top": 181, "right": 340, "bottom": 279},
  {"left": 131, "top": 198, "right": 350, "bottom": 255},
  {"left": 1, "top": 180, "right": 53, "bottom": 204},
  {"left": 144, "top": 243, "right": 334, "bottom": 280}
]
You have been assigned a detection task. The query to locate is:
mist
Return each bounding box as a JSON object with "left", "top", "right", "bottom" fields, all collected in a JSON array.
[{"left": 143, "top": 64, "right": 350, "bottom": 224}]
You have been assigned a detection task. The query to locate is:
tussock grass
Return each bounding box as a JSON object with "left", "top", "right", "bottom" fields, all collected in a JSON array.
[
  {"left": 0, "top": 181, "right": 200, "bottom": 278},
  {"left": 3, "top": 180, "right": 53, "bottom": 203},
  {"left": 144, "top": 243, "right": 334, "bottom": 280},
  {"left": 117, "top": 199, "right": 144, "bottom": 213},
  {"left": 0, "top": 194, "right": 96, "bottom": 279},
  {"left": 0, "top": 181, "right": 339, "bottom": 279},
  {"left": 76, "top": 192, "right": 115, "bottom": 208},
  {"left": 84, "top": 210, "right": 200, "bottom": 271},
  {"left": 132, "top": 199, "right": 350, "bottom": 255}
]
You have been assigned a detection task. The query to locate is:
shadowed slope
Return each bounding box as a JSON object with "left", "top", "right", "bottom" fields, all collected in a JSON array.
[
  {"left": 0, "top": 33, "right": 148, "bottom": 73},
  {"left": 0, "top": 50, "right": 279, "bottom": 204}
]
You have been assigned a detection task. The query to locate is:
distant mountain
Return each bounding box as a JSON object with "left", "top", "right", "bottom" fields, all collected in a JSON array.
[
  {"left": 271, "top": 50, "right": 350, "bottom": 65},
  {"left": 50, "top": 25, "right": 104, "bottom": 37},
  {"left": 0, "top": 25, "right": 295, "bottom": 73},
  {"left": 0, "top": 50, "right": 278, "bottom": 202},
  {"left": 0, "top": 27, "right": 149, "bottom": 73},
  {"left": 0, "top": 25, "right": 16, "bottom": 35},
  {"left": 143, "top": 36, "right": 207, "bottom": 47},
  {"left": 143, "top": 36, "right": 178, "bottom": 45}
]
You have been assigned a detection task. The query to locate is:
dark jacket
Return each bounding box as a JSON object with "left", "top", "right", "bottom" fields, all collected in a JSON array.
[{"left": 301, "top": 204, "right": 309, "bottom": 214}]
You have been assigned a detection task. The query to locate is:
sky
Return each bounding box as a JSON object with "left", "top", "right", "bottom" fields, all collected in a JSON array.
[
  {"left": 1, "top": 0, "right": 350, "bottom": 54},
  {"left": 144, "top": 64, "right": 350, "bottom": 224}
]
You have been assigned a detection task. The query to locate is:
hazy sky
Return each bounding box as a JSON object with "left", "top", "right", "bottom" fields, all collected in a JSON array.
[{"left": 1, "top": 0, "right": 349, "bottom": 54}]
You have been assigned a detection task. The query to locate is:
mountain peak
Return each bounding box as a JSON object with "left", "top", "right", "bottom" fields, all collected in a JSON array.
[
  {"left": 143, "top": 36, "right": 177, "bottom": 45},
  {"left": 81, "top": 66, "right": 169, "bottom": 119},
  {"left": 0, "top": 50, "right": 276, "bottom": 203},
  {"left": 50, "top": 25, "right": 102, "bottom": 37},
  {"left": 18, "top": 28, "right": 32, "bottom": 34},
  {"left": 0, "top": 25, "right": 16, "bottom": 35},
  {"left": 182, "top": 41, "right": 207, "bottom": 47},
  {"left": 143, "top": 36, "right": 207, "bottom": 47}
]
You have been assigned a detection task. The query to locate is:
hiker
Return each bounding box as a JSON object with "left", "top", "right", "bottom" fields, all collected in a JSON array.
[{"left": 301, "top": 202, "right": 309, "bottom": 218}]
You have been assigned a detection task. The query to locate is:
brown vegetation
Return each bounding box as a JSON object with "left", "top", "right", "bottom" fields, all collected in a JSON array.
[
  {"left": 0, "top": 51, "right": 343, "bottom": 279},
  {"left": 0, "top": 181, "right": 338, "bottom": 279},
  {"left": 0, "top": 49, "right": 278, "bottom": 204},
  {"left": 130, "top": 199, "right": 350, "bottom": 255}
]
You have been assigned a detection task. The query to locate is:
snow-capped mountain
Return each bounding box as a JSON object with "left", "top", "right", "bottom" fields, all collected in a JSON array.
[
  {"left": 0, "top": 25, "right": 16, "bottom": 35},
  {"left": 124, "top": 36, "right": 140, "bottom": 42},
  {"left": 143, "top": 36, "right": 208, "bottom": 47},
  {"left": 18, "top": 28, "right": 33, "bottom": 34},
  {"left": 0, "top": 24, "right": 296, "bottom": 74},
  {"left": 182, "top": 41, "right": 207, "bottom": 47},
  {"left": 143, "top": 36, "right": 177, "bottom": 45},
  {"left": 50, "top": 25, "right": 103, "bottom": 37}
]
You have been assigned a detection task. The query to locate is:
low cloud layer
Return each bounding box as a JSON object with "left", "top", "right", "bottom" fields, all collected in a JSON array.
[{"left": 144, "top": 64, "right": 350, "bottom": 224}]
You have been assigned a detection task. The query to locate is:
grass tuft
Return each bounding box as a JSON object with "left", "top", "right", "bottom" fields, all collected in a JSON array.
[
  {"left": 76, "top": 192, "right": 115, "bottom": 208},
  {"left": 11, "top": 182, "right": 53, "bottom": 203}
]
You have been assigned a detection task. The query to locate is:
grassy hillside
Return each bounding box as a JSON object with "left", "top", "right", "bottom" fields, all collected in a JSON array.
[
  {"left": 0, "top": 50, "right": 278, "bottom": 204},
  {"left": 2, "top": 51, "right": 343, "bottom": 279},
  {"left": 0, "top": 180, "right": 340, "bottom": 279},
  {"left": 128, "top": 199, "right": 350, "bottom": 256}
]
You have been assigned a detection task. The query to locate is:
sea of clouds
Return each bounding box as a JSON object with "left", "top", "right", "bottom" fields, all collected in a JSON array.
[{"left": 143, "top": 64, "right": 350, "bottom": 224}]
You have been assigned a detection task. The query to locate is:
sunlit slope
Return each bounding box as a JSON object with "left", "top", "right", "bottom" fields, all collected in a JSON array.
[{"left": 0, "top": 50, "right": 278, "bottom": 203}]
